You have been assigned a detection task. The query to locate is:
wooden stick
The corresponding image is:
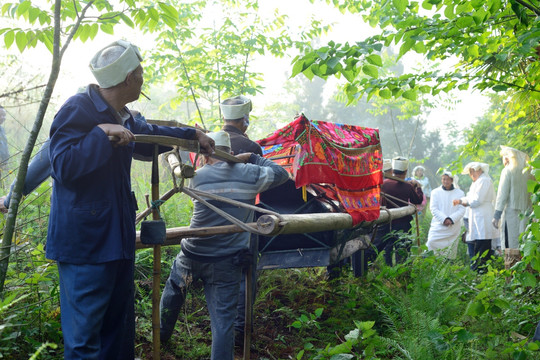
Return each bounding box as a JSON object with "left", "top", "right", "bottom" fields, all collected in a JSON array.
[
  {"left": 135, "top": 206, "right": 417, "bottom": 247},
  {"left": 243, "top": 255, "right": 253, "bottom": 360},
  {"left": 151, "top": 145, "right": 161, "bottom": 360}
]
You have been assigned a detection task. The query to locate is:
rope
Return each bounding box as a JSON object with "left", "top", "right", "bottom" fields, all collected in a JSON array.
[
  {"left": 181, "top": 187, "right": 285, "bottom": 236},
  {"left": 150, "top": 199, "right": 165, "bottom": 219}
]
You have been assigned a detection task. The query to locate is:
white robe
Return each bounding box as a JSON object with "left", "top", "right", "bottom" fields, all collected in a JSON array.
[
  {"left": 461, "top": 173, "right": 498, "bottom": 241},
  {"left": 427, "top": 186, "right": 466, "bottom": 259},
  {"left": 495, "top": 166, "right": 533, "bottom": 249}
]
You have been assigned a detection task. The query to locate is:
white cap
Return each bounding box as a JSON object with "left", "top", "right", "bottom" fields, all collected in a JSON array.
[
  {"left": 441, "top": 170, "right": 454, "bottom": 178},
  {"left": 500, "top": 145, "right": 529, "bottom": 169},
  {"left": 392, "top": 157, "right": 409, "bottom": 172},
  {"left": 220, "top": 95, "right": 252, "bottom": 119},
  {"left": 383, "top": 159, "right": 392, "bottom": 171},
  {"left": 462, "top": 162, "right": 489, "bottom": 175},
  {"left": 89, "top": 40, "right": 143, "bottom": 88},
  {"left": 207, "top": 131, "right": 231, "bottom": 149}
]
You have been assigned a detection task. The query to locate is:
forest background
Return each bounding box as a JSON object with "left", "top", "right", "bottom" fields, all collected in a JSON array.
[{"left": 0, "top": 0, "right": 539, "bottom": 359}]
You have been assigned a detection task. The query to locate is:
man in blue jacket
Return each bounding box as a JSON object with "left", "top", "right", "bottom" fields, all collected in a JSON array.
[{"left": 47, "top": 39, "right": 214, "bottom": 359}]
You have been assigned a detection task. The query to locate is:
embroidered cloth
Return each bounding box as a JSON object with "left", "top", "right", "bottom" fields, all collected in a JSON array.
[{"left": 257, "top": 115, "right": 383, "bottom": 224}]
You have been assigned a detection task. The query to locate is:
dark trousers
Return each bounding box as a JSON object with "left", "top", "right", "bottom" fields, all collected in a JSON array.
[
  {"left": 471, "top": 239, "right": 493, "bottom": 272},
  {"left": 58, "top": 259, "right": 135, "bottom": 360},
  {"left": 355, "top": 222, "right": 412, "bottom": 274}
]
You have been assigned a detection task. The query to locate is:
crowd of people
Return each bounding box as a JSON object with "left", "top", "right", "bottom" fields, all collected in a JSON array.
[
  {"left": 1, "top": 38, "right": 536, "bottom": 358},
  {"left": 371, "top": 146, "right": 532, "bottom": 275}
]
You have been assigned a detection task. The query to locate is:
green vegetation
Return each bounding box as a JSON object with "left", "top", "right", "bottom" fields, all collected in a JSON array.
[{"left": 0, "top": 0, "right": 539, "bottom": 358}]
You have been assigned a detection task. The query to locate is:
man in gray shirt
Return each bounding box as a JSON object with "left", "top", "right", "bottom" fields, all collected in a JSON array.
[{"left": 160, "top": 131, "right": 288, "bottom": 360}]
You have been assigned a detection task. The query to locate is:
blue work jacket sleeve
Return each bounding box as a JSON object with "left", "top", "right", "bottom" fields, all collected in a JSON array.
[{"left": 50, "top": 103, "right": 114, "bottom": 184}]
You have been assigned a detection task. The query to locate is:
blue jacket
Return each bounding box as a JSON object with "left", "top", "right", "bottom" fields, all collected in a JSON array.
[{"left": 47, "top": 85, "right": 195, "bottom": 264}]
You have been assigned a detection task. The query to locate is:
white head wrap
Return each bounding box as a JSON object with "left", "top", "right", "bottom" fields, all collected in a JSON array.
[
  {"left": 220, "top": 95, "right": 252, "bottom": 120},
  {"left": 207, "top": 131, "right": 231, "bottom": 150},
  {"left": 383, "top": 158, "right": 392, "bottom": 171},
  {"left": 500, "top": 145, "right": 529, "bottom": 170},
  {"left": 392, "top": 157, "right": 409, "bottom": 172},
  {"left": 462, "top": 162, "right": 489, "bottom": 175},
  {"left": 441, "top": 170, "right": 454, "bottom": 178},
  {"left": 89, "top": 40, "right": 143, "bottom": 88}
]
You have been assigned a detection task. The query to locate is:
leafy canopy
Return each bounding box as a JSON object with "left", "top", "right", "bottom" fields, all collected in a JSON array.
[{"left": 292, "top": 0, "right": 540, "bottom": 103}]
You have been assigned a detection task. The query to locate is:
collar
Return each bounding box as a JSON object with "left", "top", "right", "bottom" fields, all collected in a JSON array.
[
  {"left": 223, "top": 124, "right": 246, "bottom": 136},
  {"left": 87, "top": 84, "right": 129, "bottom": 124}
]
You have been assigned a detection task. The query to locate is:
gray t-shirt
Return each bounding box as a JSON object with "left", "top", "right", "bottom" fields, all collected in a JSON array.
[{"left": 181, "top": 154, "right": 288, "bottom": 260}]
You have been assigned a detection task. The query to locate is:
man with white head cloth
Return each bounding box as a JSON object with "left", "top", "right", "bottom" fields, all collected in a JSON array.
[
  {"left": 220, "top": 95, "right": 263, "bottom": 155},
  {"left": 361, "top": 157, "right": 423, "bottom": 270},
  {"left": 220, "top": 95, "right": 262, "bottom": 347},
  {"left": 160, "top": 131, "right": 288, "bottom": 360},
  {"left": 453, "top": 162, "right": 498, "bottom": 272},
  {"left": 47, "top": 40, "right": 214, "bottom": 359},
  {"left": 426, "top": 171, "right": 466, "bottom": 259},
  {"left": 493, "top": 146, "right": 533, "bottom": 249}
]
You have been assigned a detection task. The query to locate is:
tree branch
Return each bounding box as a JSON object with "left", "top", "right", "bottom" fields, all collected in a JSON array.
[{"left": 514, "top": 0, "right": 540, "bottom": 16}]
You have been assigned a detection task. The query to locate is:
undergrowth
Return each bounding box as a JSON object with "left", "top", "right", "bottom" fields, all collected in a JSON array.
[{"left": 1, "top": 162, "right": 539, "bottom": 359}]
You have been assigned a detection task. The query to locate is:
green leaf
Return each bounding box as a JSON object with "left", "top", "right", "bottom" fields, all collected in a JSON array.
[
  {"left": 4, "top": 29, "right": 14, "bottom": 48},
  {"left": 393, "top": 0, "right": 409, "bottom": 14},
  {"left": 456, "top": 329, "right": 476, "bottom": 342},
  {"left": 472, "top": 9, "right": 488, "bottom": 25},
  {"left": 119, "top": 13, "right": 135, "bottom": 28},
  {"left": 362, "top": 64, "right": 378, "bottom": 78},
  {"left": 16, "top": 0, "right": 31, "bottom": 17},
  {"left": 291, "top": 59, "right": 305, "bottom": 77},
  {"left": 379, "top": 89, "right": 392, "bottom": 98},
  {"left": 528, "top": 342, "right": 539, "bottom": 351},
  {"left": 444, "top": 5, "right": 455, "bottom": 19},
  {"left": 316, "top": 48, "right": 329, "bottom": 60},
  {"left": 422, "top": 1, "right": 433, "bottom": 10},
  {"left": 419, "top": 85, "right": 431, "bottom": 93},
  {"left": 402, "top": 89, "right": 417, "bottom": 100},
  {"left": 492, "top": 85, "right": 508, "bottom": 92},
  {"left": 291, "top": 320, "right": 302, "bottom": 329},
  {"left": 414, "top": 41, "right": 426, "bottom": 54},
  {"left": 456, "top": 16, "right": 474, "bottom": 29},
  {"left": 366, "top": 54, "right": 382, "bottom": 67},
  {"left": 468, "top": 44, "right": 479, "bottom": 58},
  {"left": 518, "top": 272, "right": 536, "bottom": 287},
  {"left": 399, "top": 38, "right": 415, "bottom": 59},
  {"left": 327, "top": 57, "right": 340, "bottom": 69},
  {"left": 149, "top": 8, "right": 159, "bottom": 22},
  {"left": 100, "top": 23, "right": 114, "bottom": 35},
  {"left": 341, "top": 69, "right": 356, "bottom": 82},
  {"left": 466, "top": 301, "right": 485, "bottom": 316},
  {"left": 15, "top": 30, "right": 26, "bottom": 52},
  {"left": 158, "top": 2, "right": 179, "bottom": 21}
]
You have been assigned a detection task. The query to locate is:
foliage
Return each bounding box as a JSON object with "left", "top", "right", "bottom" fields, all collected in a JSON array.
[
  {"left": 143, "top": 0, "right": 330, "bottom": 126},
  {"left": 294, "top": 0, "right": 540, "bottom": 103}
]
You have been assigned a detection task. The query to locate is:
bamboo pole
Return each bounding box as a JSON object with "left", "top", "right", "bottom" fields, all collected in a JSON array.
[
  {"left": 243, "top": 255, "right": 253, "bottom": 360},
  {"left": 135, "top": 206, "right": 417, "bottom": 247},
  {"left": 151, "top": 145, "right": 161, "bottom": 360}
]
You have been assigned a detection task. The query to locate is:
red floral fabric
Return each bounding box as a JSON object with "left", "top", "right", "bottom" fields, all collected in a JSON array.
[{"left": 257, "top": 115, "right": 383, "bottom": 224}]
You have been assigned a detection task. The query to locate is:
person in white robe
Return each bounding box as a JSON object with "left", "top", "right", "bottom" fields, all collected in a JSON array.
[
  {"left": 492, "top": 146, "right": 533, "bottom": 249},
  {"left": 426, "top": 171, "right": 465, "bottom": 259},
  {"left": 453, "top": 162, "right": 498, "bottom": 272}
]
